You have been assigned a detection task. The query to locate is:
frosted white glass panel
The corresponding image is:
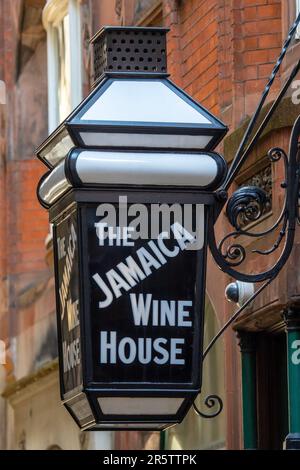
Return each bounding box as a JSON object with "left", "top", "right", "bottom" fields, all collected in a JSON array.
[
  {"left": 76, "top": 150, "right": 218, "bottom": 189},
  {"left": 98, "top": 397, "right": 184, "bottom": 415},
  {"left": 81, "top": 80, "right": 212, "bottom": 124},
  {"left": 80, "top": 132, "right": 213, "bottom": 150}
]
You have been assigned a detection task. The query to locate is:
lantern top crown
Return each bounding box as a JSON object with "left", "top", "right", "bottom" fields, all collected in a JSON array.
[
  {"left": 91, "top": 26, "right": 169, "bottom": 86},
  {"left": 36, "top": 26, "right": 228, "bottom": 169}
]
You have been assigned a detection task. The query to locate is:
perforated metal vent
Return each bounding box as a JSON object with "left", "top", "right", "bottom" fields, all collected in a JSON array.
[{"left": 91, "top": 26, "right": 169, "bottom": 84}]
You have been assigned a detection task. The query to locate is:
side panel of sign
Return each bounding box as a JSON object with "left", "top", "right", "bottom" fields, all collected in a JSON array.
[{"left": 54, "top": 209, "right": 82, "bottom": 396}]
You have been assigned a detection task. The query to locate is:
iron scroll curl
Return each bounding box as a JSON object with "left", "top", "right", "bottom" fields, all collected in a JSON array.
[
  {"left": 193, "top": 395, "right": 223, "bottom": 419},
  {"left": 208, "top": 114, "right": 300, "bottom": 284},
  {"left": 192, "top": 14, "right": 300, "bottom": 422}
]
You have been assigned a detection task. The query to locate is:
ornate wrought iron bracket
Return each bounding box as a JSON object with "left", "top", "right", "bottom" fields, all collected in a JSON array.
[
  {"left": 195, "top": 119, "right": 300, "bottom": 421},
  {"left": 193, "top": 13, "right": 300, "bottom": 420}
]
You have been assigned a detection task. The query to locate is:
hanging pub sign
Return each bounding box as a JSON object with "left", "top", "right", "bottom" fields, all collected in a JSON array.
[
  {"left": 41, "top": 147, "right": 226, "bottom": 431},
  {"left": 36, "top": 26, "right": 228, "bottom": 430},
  {"left": 52, "top": 194, "right": 210, "bottom": 430}
]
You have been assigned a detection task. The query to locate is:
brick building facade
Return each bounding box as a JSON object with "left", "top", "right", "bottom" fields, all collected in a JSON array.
[{"left": 0, "top": 0, "right": 299, "bottom": 450}]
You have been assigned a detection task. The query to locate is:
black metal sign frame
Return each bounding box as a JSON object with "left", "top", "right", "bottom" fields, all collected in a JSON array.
[{"left": 50, "top": 188, "right": 214, "bottom": 427}]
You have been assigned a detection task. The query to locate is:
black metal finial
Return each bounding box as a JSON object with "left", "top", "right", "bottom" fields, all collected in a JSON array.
[{"left": 90, "top": 26, "right": 169, "bottom": 86}]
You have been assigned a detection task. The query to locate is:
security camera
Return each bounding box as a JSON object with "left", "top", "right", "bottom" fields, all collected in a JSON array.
[{"left": 225, "top": 281, "right": 254, "bottom": 307}]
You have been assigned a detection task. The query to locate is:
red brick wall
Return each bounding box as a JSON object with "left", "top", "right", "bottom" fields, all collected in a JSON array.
[
  {"left": 164, "top": 0, "right": 282, "bottom": 128},
  {"left": 6, "top": 161, "right": 48, "bottom": 276},
  {"left": 0, "top": 1, "right": 50, "bottom": 374}
]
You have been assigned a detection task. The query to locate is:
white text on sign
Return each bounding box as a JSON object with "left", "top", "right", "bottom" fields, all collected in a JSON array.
[{"left": 92, "top": 222, "right": 195, "bottom": 308}]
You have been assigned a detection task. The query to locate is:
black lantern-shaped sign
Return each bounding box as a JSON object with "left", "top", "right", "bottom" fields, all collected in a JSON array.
[{"left": 36, "top": 27, "right": 228, "bottom": 431}]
